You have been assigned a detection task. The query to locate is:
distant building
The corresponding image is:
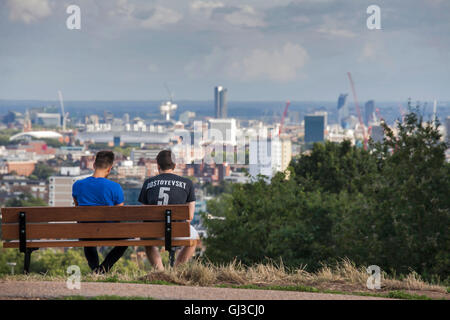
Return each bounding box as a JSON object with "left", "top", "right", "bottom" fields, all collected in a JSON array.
[
  {"left": 370, "top": 125, "right": 384, "bottom": 143},
  {"left": 76, "top": 131, "right": 170, "bottom": 145},
  {"left": 60, "top": 167, "right": 81, "bottom": 176},
  {"left": 2, "top": 160, "right": 37, "bottom": 176},
  {"left": 304, "top": 115, "right": 325, "bottom": 143},
  {"left": 130, "top": 149, "right": 161, "bottom": 165},
  {"left": 0, "top": 176, "right": 48, "bottom": 202},
  {"left": 123, "top": 113, "right": 130, "bottom": 124},
  {"left": 116, "top": 165, "right": 146, "bottom": 179},
  {"left": 9, "top": 131, "right": 63, "bottom": 141},
  {"left": 224, "top": 171, "right": 251, "bottom": 184},
  {"left": 280, "top": 137, "right": 292, "bottom": 171},
  {"left": 214, "top": 86, "right": 228, "bottom": 119},
  {"left": 208, "top": 118, "right": 237, "bottom": 145},
  {"left": 104, "top": 111, "right": 114, "bottom": 124},
  {"left": 34, "top": 113, "right": 61, "bottom": 127},
  {"left": 48, "top": 175, "right": 90, "bottom": 206},
  {"left": 337, "top": 94, "right": 349, "bottom": 128},
  {"left": 249, "top": 137, "right": 282, "bottom": 180},
  {"left": 364, "top": 100, "right": 375, "bottom": 126}
]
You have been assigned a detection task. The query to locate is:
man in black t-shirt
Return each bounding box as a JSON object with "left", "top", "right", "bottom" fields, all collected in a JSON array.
[{"left": 138, "top": 150, "right": 198, "bottom": 270}]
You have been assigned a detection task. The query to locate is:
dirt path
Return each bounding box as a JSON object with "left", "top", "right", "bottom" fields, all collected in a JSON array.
[{"left": 0, "top": 280, "right": 390, "bottom": 300}]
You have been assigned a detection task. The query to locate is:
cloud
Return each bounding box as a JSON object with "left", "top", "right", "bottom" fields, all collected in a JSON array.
[
  {"left": 190, "top": 1, "right": 265, "bottom": 28},
  {"left": 224, "top": 5, "right": 266, "bottom": 28},
  {"left": 6, "top": 0, "right": 52, "bottom": 24},
  {"left": 140, "top": 6, "right": 182, "bottom": 29},
  {"left": 186, "top": 42, "right": 309, "bottom": 82},
  {"left": 110, "top": 0, "right": 182, "bottom": 29},
  {"left": 190, "top": 1, "right": 224, "bottom": 12}
]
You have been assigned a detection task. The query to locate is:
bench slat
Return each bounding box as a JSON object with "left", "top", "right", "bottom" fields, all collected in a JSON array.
[
  {"left": 2, "top": 239, "right": 198, "bottom": 249},
  {"left": 2, "top": 222, "right": 190, "bottom": 240},
  {"left": 1, "top": 205, "right": 190, "bottom": 223}
]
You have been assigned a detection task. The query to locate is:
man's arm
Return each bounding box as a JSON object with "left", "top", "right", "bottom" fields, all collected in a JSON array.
[
  {"left": 73, "top": 197, "right": 78, "bottom": 206},
  {"left": 116, "top": 202, "right": 124, "bottom": 206},
  {"left": 188, "top": 201, "right": 195, "bottom": 221}
]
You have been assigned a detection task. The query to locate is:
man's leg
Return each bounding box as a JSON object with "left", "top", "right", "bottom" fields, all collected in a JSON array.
[
  {"left": 99, "top": 246, "right": 128, "bottom": 273},
  {"left": 175, "top": 245, "right": 196, "bottom": 266},
  {"left": 84, "top": 247, "right": 100, "bottom": 271},
  {"left": 145, "top": 246, "right": 164, "bottom": 271}
]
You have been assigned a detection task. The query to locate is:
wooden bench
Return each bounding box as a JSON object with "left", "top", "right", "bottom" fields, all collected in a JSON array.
[{"left": 1, "top": 205, "right": 197, "bottom": 274}]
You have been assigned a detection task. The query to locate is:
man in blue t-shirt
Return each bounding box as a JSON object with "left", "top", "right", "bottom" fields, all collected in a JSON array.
[{"left": 72, "top": 151, "right": 127, "bottom": 274}]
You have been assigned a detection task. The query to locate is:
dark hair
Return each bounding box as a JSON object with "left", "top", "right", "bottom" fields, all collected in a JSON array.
[
  {"left": 94, "top": 151, "right": 115, "bottom": 169},
  {"left": 156, "top": 150, "right": 175, "bottom": 171}
]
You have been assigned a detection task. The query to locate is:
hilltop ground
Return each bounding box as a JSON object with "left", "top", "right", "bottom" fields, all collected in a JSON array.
[{"left": 0, "top": 259, "right": 448, "bottom": 300}]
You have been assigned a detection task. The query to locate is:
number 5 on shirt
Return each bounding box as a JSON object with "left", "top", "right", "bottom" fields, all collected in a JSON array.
[{"left": 158, "top": 187, "right": 170, "bottom": 205}]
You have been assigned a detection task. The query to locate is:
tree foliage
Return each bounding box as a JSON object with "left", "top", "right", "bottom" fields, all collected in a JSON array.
[
  {"left": 31, "top": 162, "right": 55, "bottom": 180},
  {"left": 202, "top": 108, "right": 449, "bottom": 281},
  {"left": 4, "top": 193, "right": 48, "bottom": 207}
]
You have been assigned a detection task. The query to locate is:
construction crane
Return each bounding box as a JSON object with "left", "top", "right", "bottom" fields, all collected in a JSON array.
[
  {"left": 278, "top": 100, "right": 291, "bottom": 136},
  {"left": 347, "top": 72, "right": 368, "bottom": 149},
  {"left": 164, "top": 82, "right": 174, "bottom": 102}
]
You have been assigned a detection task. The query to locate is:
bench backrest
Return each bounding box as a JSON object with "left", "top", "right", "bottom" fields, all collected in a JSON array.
[{"left": 1, "top": 205, "right": 193, "bottom": 249}]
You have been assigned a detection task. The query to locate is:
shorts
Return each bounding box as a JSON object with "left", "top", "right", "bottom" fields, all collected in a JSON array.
[
  {"left": 142, "top": 225, "right": 200, "bottom": 242},
  {"left": 176, "top": 225, "right": 200, "bottom": 241}
]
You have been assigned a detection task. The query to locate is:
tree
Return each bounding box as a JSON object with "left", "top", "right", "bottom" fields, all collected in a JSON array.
[
  {"left": 290, "top": 139, "right": 378, "bottom": 194},
  {"left": 5, "top": 193, "right": 48, "bottom": 207},
  {"left": 202, "top": 107, "right": 449, "bottom": 281},
  {"left": 366, "top": 105, "right": 450, "bottom": 278},
  {"left": 32, "top": 162, "right": 55, "bottom": 180}
]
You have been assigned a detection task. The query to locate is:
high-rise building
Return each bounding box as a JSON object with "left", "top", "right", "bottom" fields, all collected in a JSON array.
[
  {"left": 364, "top": 100, "right": 375, "bottom": 126},
  {"left": 337, "top": 94, "right": 349, "bottom": 128},
  {"left": 34, "top": 113, "right": 61, "bottom": 127},
  {"left": 214, "top": 86, "right": 227, "bottom": 118},
  {"left": 208, "top": 118, "right": 237, "bottom": 145},
  {"left": 249, "top": 137, "right": 282, "bottom": 180},
  {"left": 130, "top": 149, "right": 161, "bottom": 165},
  {"left": 304, "top": 115, "right": 325, "bottom": 143},
  {"left": 123, "top": 113, "right": 130, "bottom": 124},
  {"left": 48, "top": 175, "right": 90, "bottom": 206},
  {"left": 280, "top": 137, "right": 292, "bottom": 171}
]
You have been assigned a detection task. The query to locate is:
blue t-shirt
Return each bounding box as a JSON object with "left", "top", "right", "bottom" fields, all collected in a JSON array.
[{"left": 72, "top": 177, "right": 124, "bottom": 206}]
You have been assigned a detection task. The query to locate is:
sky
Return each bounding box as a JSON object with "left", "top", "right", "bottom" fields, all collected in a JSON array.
[{"left": 0, "top": 0, "right": 449, "bottom": 102}]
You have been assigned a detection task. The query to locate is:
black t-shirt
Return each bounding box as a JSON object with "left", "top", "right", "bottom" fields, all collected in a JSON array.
[{"left": 138, "top": 173, "right": 196, "bottom": 205}]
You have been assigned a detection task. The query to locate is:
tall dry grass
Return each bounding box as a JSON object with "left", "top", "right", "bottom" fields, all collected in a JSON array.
[{"left": 1, "top": 258, "right": 447, "bottom": 295}]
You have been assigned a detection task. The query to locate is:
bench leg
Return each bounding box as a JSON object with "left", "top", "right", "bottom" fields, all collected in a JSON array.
[
  {"left": 23, "top": 249, "right": 36, "bottom": 274},
  {"left": 169, "top": 248, "right": 176, "bottom": 268}
]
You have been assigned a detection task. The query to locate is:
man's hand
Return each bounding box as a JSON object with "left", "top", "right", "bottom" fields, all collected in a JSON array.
[{"left": 73, "top": 197, "right": 78, "bottom": 206}]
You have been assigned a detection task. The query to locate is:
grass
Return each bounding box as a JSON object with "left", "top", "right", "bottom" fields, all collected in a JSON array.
[
  {"left": 1, "top": 258, "right": 448, "bottom": 300},
  {"left": 214, "top": 284, "right": 437, "bottom": 300}
]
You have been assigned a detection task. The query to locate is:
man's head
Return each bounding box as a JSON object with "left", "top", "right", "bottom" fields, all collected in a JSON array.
[
  {"left": 94, "top": 151, "right": 115, "bottom": 176},
  {"left": 156, "top": 150, "right": 176, "bottom": 172}
]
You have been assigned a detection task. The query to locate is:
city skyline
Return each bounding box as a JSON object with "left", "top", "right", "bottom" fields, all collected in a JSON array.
[{"left": 0, "top": 0, "right": 449, "bottom": 101}]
